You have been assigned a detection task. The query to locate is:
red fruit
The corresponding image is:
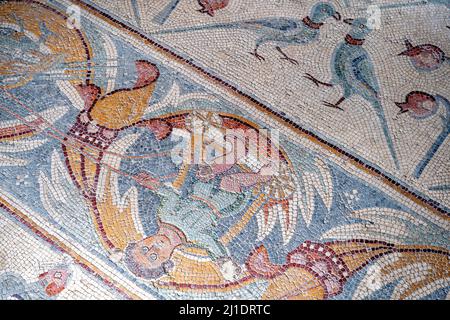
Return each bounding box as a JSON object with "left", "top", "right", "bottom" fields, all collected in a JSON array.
[
  {"left": 395, "top": 91, "right": 438, "bottom": 119},
  {"left": 45, "top": 282, "right": 65, "bottom": 297},
  {"left": 399, "top": 40, "right": 448, "bottom": 72}
]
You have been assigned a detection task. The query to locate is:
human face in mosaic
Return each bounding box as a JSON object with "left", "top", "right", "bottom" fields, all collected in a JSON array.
[{"left": 128, "top": 235, "right": 175, "bottom": 271}]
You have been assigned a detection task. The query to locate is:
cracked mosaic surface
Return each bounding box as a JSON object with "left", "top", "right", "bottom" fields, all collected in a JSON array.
[{"left": 0, "top": 0, "right": 449, "bottom": 300}]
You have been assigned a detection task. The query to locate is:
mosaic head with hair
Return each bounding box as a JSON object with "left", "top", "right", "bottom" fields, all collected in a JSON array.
[{"left": 123, "top": 224, "right": 185, "bottom": 280}]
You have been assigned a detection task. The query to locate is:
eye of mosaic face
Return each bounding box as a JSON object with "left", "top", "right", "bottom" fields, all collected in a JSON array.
[
  {"left": 0, "top": 0, "right": 448, "bottom": 302},
  {"left": 149, "top": 253, "right": 158, "bottom": 262}
]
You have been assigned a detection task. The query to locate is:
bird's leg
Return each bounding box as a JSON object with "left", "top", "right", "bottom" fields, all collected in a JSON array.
[
  {"left": 323, "top": 97, "right": 345, "bottom": 111},
  {"left": 276, "top": 46, "right": 299, "bottom": 65},
  {"left": 249, "top": 47, "right": 265, "bottom": 62},
  {"left": 303, "top": 73, "right": 334, "bottom": 88}
]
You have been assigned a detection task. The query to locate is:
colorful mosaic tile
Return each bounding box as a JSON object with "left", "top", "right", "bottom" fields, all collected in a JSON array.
[{"left": 0, "top": 0, "right": 449, "bottom": 300}]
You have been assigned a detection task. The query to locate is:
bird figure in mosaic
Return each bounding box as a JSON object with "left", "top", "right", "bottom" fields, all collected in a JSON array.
[
  {"left": 304, "top": 17, "right": 400, "bottom": 170},
  {"left": 398, "top": 39, "right": 449, "bottom": 72},
  {"left": 395, "top": 91, "right": 450, "bottom": 178},
  {"left": 150, "top": 2, "right": 341, "bottom": 65}
]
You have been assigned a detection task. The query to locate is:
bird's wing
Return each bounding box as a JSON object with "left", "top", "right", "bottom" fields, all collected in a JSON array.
[
  {"left": 349, "top": 53, "right": 380, "bottom": 99},
  {"left": 240, "top": 18, "right": 299, "bottom": 31}
]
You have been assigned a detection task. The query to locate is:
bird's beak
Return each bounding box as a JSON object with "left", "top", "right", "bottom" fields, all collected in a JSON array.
[
  {"left": 333, "top": 12, "right": 342, "bottom": 21},
  {"left": 344, "top": 18, "right": 354, "bottom": 25}
]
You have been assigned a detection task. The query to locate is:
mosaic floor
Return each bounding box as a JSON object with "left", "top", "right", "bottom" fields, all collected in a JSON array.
[{"left": 0, "top": 0, "right": 449, "bottom": 300}]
